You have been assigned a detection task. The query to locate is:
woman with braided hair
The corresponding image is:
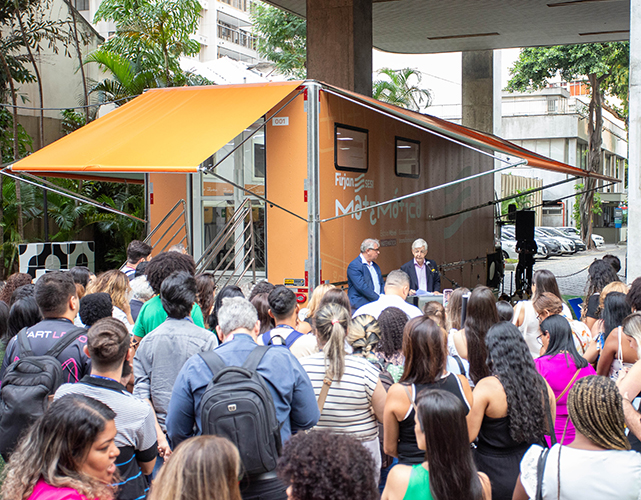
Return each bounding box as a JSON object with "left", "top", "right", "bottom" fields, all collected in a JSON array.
[
  {"left": 514, "top": 375, "right": 641, "bottom": 499},
  {"left": 468, "top": 322, "right": 555, "bottom": 500}
]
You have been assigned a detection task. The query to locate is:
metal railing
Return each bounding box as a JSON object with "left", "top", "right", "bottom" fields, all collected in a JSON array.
[
  {"left": 195, "top": 198, "right": 256, "bottom": 287},
  {"left": 144, "top": 199, "right": 190, "bottom": 253}
]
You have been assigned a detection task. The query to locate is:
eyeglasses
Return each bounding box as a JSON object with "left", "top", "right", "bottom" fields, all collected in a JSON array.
[
  {"left": 369, "top": 247, "right": 380, "bottom": 253},
  {"left": 536, "top": 333, "right": 543, "bottom": 346}
]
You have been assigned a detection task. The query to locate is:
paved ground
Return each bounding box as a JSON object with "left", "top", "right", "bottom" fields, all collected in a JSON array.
[{"left": 503, "top": 243, "right": 627, "bottom": 297}]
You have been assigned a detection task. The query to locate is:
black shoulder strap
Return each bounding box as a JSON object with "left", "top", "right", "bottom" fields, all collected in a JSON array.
[
  {"left": 242, "top": 345, "right": 270, "bottom": 373},
  {"left": 452, "top": 354, "right": 466, "bottom": 377},
  {"left": 199, "top": 350, "right": 228, "bottom": 378},
  {"left": 46, "top": 327, "right": 87, "bottom": 359},
  {"left": 17, "top": 328, "right": 33, "bottom": 357},
  {"left": 536, "top": 446, "right": 551, "bottom": 500},
  {"left": 544, "top": 391, "right": 557, "bottom": 446}
]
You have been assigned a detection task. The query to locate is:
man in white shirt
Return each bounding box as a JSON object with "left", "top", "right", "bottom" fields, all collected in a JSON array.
[{"left": 352, "top": 270, "right": 422, "bottom": 319}]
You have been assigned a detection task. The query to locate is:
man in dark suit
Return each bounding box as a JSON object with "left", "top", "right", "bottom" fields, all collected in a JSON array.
[
  {"left": 400, "top": 238, "right": 441, "bottom": 294},
  {"left": 347, "top": 238, "right": 383, "bottom": 310}
]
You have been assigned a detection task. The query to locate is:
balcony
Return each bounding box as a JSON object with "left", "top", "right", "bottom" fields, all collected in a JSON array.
[{"left": 217, "top": 23, "right": 257, "bottom": 50}]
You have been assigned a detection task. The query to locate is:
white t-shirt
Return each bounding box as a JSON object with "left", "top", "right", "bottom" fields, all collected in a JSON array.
[
  {"left": 520, "top": 443, "right": 641, "bottom": 500},
  {"left": 299, "top": 353, "right": 379, "bottom": 441}
]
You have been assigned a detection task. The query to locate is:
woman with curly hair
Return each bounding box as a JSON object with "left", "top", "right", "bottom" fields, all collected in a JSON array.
[
  {"left": 86, "top": 270, "right": 134, "bottom": 331},
  {"left": 299, "top": 304, "right": 386, "bottom": 475},
  {"left": 1, "top": 394, "right": 119, "bottom": 500},
  {"left": 514, "top": 376, "right": 641, "bottom": 500},
  {"left": 384, "top": 317, "right": 473, "bottom": 466},
  {"left": 468, "top": 321, "right": 555, "bottom": 500},
  {"left": 583, "top": 259, "right": 620, "bottom": 330},
  {"left": 376, "top": 307, "right": 408, "bottom": 384},
  {"left": 0, "top": 272, "right": 32, "bottom": 305},
  {"left": 449, "top": 285, "right": 499, "bottom": 385},
  {"left": 149, "top": 436, "right": 241, "bottom": 500},
  {"left": 535, "top": 315, "right": 596, "bottom": 444},
  {"left": 383, "top": 389, "right": 491, "bottom": 500},
  {"left": 278, "top": 429, "right": 378, "bottom": 500}
]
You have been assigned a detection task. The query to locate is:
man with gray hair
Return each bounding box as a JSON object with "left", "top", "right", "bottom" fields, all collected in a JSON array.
[
  {"left": 400, "top": 238, "right": 441, "bottom": 294},
  {"left": 347, "top": 238, "right": 383, "bottom": 310},
  {"left": 352, "top": 269, "right": 423, "bottom": 319},
  {"left": 166, "top": 297, "right": 319, "bottom": 500}
]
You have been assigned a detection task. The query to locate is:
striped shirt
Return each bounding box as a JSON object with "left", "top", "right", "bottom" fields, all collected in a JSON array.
[
  {"left": 299, "top": 353, "right": 379, "bottom": 441},
  {"left": 55, "top": 376, "right": 157, "bottom": 500}
]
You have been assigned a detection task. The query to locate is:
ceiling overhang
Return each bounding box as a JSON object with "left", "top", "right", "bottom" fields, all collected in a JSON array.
[{"left": 264, "top": 0, "right": 630, "bottom": 53}]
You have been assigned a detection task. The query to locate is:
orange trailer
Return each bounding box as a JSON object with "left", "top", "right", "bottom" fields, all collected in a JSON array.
[{"left": 8, "top": 81, "right": 615, "bottom": 297}]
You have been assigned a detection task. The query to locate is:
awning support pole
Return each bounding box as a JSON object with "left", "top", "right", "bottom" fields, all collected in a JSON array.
[
  {"left": 0, "top": 169, "right": 146, "bottom": 223},
  {"left": 321, "top": 159, "right": 527, "bottom": 223},
  {"left": 306, "top": 81, "right": 322, "bottom": 291},
  {"left": 429, "top": 176, "right": 580, "bottom": 221}
]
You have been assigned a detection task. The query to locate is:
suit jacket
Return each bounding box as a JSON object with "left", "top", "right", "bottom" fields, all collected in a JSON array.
[
  {"left": 400, "top": 259, "right": 441, "bottom": 293},
  {"left": 347, "top": 256, "right": 383, "bottom": 310}
]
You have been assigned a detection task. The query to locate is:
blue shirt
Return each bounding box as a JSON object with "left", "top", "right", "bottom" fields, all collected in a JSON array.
[
  {"left": 360, "top": 254, "right": 381, "bottom": 295},
  {"left": 166, "top": 333, "right": 320, "bottom": 448}
]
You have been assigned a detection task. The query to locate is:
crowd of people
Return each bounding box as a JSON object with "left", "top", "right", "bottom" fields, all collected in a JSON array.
[{"left": 0, "top": 237, "right": 640, "bottom": 500}]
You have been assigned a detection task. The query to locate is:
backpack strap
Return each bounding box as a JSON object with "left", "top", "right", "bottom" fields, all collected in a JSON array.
[
  {"left": 17, "top": 328, "right": 34, "bottom": 357},
  {"left": 242, "top": 345, "right": 271, "bottom": 373},
  {"left": 45, "top": 327, "right": 87, "bottom": 359},
  {"left": 284, "top": 330, "right": 303, "bottom": 348},
  {"left": 199, "top": 350, "right": 228, "bottom": 378}
]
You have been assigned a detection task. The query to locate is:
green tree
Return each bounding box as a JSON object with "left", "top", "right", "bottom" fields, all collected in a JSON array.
[
  {"left": 93, "top": 0, "right": 202, "bottom": 87},
  {"left": 501, "top": 189, "right": 534, "bottom": 215},
  {"left": 373, "top": 68, "right": 432, "bottom": 111},
  {"left": 572, "top": 182, "right": 602, "bottom": 230},
  {"left": 507, "top": 43, "right": 629, "bottom": 248},
  {"left": 250, "top": 2, "right": 306, "bottom": 79}
]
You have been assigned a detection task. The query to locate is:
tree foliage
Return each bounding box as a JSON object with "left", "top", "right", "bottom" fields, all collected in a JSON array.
[
  {"left": 93, "top": 0, "right": 203, "bottom": 87},
  {"left": 250, "top": 2, "right": 306, "bottom": 79},
  {"left": 373, "top": 68, "right": 432, "bottom": 111},
  {"left": 507, "top": 43, "right": 629, "bottom": 247}
]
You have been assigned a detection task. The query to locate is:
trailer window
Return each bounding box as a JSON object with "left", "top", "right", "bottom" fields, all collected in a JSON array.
[
  {"left": 395, "top": 137, "right": 420, "bottom": 178},
  {"left": 335, "top": 124, "right": 368, "bottom": 171}
]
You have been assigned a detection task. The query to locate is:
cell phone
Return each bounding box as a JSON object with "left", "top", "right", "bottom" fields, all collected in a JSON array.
[{"left": 443, "top": 289, "right": 453, "bottom": 308}]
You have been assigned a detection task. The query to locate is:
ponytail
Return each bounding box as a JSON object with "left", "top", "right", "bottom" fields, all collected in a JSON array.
[{"left": 314, "top": 303, "right": 349, "bottom": 380}]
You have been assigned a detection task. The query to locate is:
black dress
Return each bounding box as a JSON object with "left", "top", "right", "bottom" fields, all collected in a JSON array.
[{"left": 473, "top": 416, "right": 534, "bottom": 500}]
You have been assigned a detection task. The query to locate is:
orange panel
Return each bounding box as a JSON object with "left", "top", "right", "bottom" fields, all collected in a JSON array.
[{"left": 11, "top": 81, "right": 303, "bottom": 174}]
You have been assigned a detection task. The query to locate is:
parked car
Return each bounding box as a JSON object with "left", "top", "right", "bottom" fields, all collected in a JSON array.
[
  {"left": 536, "top": 227, "right": 576, "bottom": 254},
  {"left": 543, "top": 226, "right": 586, "bottom": 251},
  {"left": 503, "top": 225, "right": 559, "bottom": 257},
  {"left": 501, "top": 232, "right": 549, "bottom": 260},
  {"left": 559, "top": 226, "right": 606, "bottom": 248},
  {"left": 556, "top": 227, "right": 587, "bottom": 251}
]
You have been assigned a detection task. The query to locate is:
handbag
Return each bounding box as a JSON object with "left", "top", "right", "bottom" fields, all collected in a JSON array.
[{"left": 317, "top": 375, "right": 332, "bottom": 412}]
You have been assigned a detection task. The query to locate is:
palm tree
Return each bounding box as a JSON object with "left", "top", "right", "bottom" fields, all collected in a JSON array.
[{"left": 373, "top": 68, "right": 432, "bottom": 112}]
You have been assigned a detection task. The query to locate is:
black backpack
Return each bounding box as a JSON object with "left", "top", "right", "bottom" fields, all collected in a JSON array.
[
  {"left": 199, "top": 345, "right": 282, "bottom": 477},
  {"left": 0, "top": 326, "right": 85, "bottom": 460}
]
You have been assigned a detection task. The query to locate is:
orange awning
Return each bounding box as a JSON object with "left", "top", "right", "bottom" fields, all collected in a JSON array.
[
  {"left": 326, "top": 84, "right": 619, "bottom": 183},
  {"left": 10, "top": 81, "right": 303, "bottom": 174}
]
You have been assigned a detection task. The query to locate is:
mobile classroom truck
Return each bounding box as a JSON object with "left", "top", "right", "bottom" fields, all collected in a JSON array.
[{"left": 8, "top": 81, "right": 614, "bottom": 299}]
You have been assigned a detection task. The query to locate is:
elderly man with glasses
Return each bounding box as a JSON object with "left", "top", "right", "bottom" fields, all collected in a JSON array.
[{"left": 347, "top": 238, "right": 383, "bottom": 310}]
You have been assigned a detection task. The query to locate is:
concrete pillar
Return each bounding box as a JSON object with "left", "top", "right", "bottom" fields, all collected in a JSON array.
[
  {"left": 306, "top": 0, "right": 373, "bottom": 96},
  {"left": 627, "top": 0, "right": 641, "bottom": 282},
  {"left": 462, "top": 50, "right": 494, "bottom": 133},
  {"left": 493, "top": 50, "right": 502, "bottom": 199}
]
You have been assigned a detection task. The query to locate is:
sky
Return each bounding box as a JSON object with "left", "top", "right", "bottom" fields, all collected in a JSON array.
[{"left": 372, "top": 48, "right": 521, "bottom": 112}]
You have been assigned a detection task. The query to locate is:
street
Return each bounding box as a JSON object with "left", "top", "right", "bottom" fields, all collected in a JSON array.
[{"left": 503, "top": 244, "right": 627, "bottom": 298}]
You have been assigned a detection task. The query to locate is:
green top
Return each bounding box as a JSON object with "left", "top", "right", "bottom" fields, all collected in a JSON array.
[
  {"left": 133, "top": 295, "right": 205, "bottom": 338},
  {"left": 404, "top": 464, "right": 434, "bottom": 500}
]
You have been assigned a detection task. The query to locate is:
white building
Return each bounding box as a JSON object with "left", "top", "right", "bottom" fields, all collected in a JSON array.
[
  {"left": 431, "top": 84, "right": 628, "bottom": 242},
  {"left": 74, "top": 0, "right": 261, "bottom": 65}
]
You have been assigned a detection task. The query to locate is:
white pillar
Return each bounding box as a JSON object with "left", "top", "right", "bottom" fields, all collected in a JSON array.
[
  {"left": 494, "top": 50, "right": 503, "bottom": 200},
  {"left": 628, "top": 0, "right": 641, "bottom": 282}
]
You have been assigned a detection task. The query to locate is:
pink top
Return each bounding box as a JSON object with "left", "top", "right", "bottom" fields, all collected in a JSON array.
[
  {"left": 27, "top": 480, "right": 91, "bottom": 500},
  {"left": 534, "top": 353, "right": 596, "bottom": 444}
]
